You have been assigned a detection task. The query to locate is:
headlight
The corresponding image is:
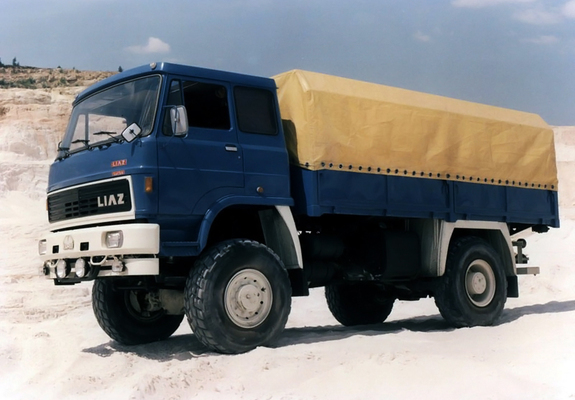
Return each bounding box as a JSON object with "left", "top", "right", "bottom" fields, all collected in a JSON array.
[
  {"left": 55, "top": 259, "right": 70, "bottom": 279},
  {"left": 38, "top": 240, "right": 47, "bottom": 255},
  {"left": 105, "top": 231, "right": 123, "bottom": 248}
]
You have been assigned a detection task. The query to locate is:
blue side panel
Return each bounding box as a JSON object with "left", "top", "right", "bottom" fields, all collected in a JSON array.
[
  {"left": 454, "top": 182, "right": 506, "bottom": 217},
  {"left": 291, "top": 167, "right": 559, "bottom": 227},
  {"left": 387, "top": 176, "right": 450, "bottom": 217},
  {"left": 453, "top": 181, "right": 558, "bottom": 225}
]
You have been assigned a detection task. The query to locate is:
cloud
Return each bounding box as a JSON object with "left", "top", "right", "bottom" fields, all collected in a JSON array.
[
  {"left": 451, "top": 0, "right": 534, "bottom": 8},
  {"left": 453, "top": 0, "right": 570, "bottom": 25},
  {"left": 127, "top": 37, "right": 171, "bottom": 54},
  {"left": 563, "top": 0, "right": 575, "bottom": 18},
  {"left": 523, "top": 35, "right": 559, "bottom": 44},
  {"left": 513, "top": 8, "right": 562, "bottom": 24},
  {"left": 413, "top": 31, "right": 431, "bottom": 42}
]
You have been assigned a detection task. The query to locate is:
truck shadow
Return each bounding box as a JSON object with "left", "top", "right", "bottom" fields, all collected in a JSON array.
[
  {"left": 82, "top": 334, "right": 210, "bottom": 361},
  {"left": 498, "top": 299, "right": 575, "bottom": 324},
  {"left": 277, "top": 299, "right": 575, "bottom": 348},
  {"left": 273, "top": 315, "right": 451, "bottom": 348},
  {"left": 82, "top": 299, "right": 575, "bottom": 361}
]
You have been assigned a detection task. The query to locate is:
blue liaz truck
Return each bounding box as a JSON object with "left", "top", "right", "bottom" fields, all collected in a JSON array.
[{"left": 38, "top": 63, "right": 559, "bottom": 354}]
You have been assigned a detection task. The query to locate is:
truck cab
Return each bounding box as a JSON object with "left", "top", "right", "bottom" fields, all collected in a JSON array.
[{"left": 40, "top": 62, "right": 293, "bottom": 278}]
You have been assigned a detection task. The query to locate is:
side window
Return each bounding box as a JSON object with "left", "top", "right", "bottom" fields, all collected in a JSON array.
[
  {"left": 167, "top": 80, "right": 183, "bottom": 106},
  {"left": 183, "top": 81, "right": 230, "bottom": 130},
  {"left": 163, "top": 80, "right": 183, "bottom": 135},
  {"left": 234, "top": 87, "right": 277, "bottom": 135}
]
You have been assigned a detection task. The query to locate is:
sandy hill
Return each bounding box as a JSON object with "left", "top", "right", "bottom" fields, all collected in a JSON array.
[
  {"left": 0, "top": 67, "right": 114, "bottom": 197},
  {"left": 0, "top": 65, "right": 115, "bottom": 89}
]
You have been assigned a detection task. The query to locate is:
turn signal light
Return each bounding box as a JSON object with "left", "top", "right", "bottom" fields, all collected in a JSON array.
[{"left": 145, "top": 177, "right": 153, "bottom": 193}]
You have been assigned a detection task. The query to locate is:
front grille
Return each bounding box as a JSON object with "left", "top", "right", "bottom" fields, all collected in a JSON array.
[{"left": 48, "top": 179, "right": 132, "bottom": 223}]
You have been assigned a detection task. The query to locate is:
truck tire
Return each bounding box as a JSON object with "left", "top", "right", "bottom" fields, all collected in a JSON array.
[
  {"left": 434, "top": 236, "right": 507, "bottom": 327},
  {"left": 325, "top": 282, "right": 395, "bottom": 326},
  {"left": 185, "top": 239, "right": 291, "bottom": 354},
  {"left": 92, "top": 279, "right": 184, "bottom": 345}
]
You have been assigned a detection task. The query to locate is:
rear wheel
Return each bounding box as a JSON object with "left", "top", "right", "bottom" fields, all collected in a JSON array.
[
  {"left": 185, "top": 239, "right": 291, "bottom": 354},
  {"left": 92, "top": 279, "right": 184, "bottom": 345},
  {"left": 434, "top": 237, "right": 507, "bottom": 327},
  {"left": 325, "top": 282, "right": 395, "bottom": 326}
]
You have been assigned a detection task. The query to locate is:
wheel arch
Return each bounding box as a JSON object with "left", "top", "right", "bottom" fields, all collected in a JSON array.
[
  {"left": 196, "top": 197, "right": 295, "bottom": 251},
  {"left": 199, "top": 204, "right": 306, "bottom": 296},
  {"left": 259, "top": 206, "right": 307, "bottom": 296},
  {"left": 258, "top": 206, "right": 302, "bottom": 270},
  {"left": 439, "top": 221, "right": 516, "bottom": 279},
  {"left": 202, "top": 205, "right": 266, "bottom": 249}
]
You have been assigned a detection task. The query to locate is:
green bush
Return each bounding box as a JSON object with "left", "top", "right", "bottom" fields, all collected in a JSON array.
[{"left": 17, "top": 77, "right": 37, "bottom": 88}]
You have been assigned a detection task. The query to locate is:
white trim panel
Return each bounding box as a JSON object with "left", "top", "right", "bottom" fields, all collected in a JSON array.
[
  {"left": 39, "top": 223, "right": 159, "bottom": 262},
  {"left": 275, "top": 205, "right": 303, "bottom": 269}
]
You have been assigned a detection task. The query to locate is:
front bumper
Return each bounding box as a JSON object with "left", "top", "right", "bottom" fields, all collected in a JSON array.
[{"left": 38, "top": 223, "right": 160, "bottom": 281}]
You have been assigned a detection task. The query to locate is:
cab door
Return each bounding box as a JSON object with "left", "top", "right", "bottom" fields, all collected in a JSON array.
[
  {"left": 233, "top": 85, "right": 290, "bottom": 199},
  {"left": 157, "top": 79, "right": 244, "bottom": 236}
]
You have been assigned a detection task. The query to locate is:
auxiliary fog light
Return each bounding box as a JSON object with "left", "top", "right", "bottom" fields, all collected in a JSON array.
[
  {"left": 74, "top": 258, "right": 88, "bottom": 278},
  {"left": 38, "top": 239, "right": 47, "bottom": 256},
  {"left": 55, "top": 259, "right": 70, "bottom": 279},
  {"left": 39, "top": 262, "right": 50, "bottom": 276},
  {"left": 105, "top": 231, "right": 124, "bottom": 249}
]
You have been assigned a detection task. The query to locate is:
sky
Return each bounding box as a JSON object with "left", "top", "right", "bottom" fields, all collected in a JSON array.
[{"left": 1, "top": 0, "right": 574, "bottom": 125}]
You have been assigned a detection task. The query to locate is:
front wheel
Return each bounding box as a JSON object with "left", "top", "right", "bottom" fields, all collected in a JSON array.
[
  {"left": 434, "top": 237, "right": 507, "bottom": 327},
  {"left": 92, "top": 279, "right": 184, "bottom": 345},
  {"left": 185, "top": 240, "right": 291, "bottom": 354}
]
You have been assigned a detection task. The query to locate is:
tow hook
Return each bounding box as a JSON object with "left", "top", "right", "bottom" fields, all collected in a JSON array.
[
  {"left": 513, "top": 239, "right": 528, "bottom": 264},
  {"left": 513, "top": 239, "right": 540, "bottom": 275}
]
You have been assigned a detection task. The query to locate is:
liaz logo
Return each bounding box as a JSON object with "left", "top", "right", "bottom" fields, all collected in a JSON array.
[{"left": 97, "top": 194, "right": 125, "bottom": 207}]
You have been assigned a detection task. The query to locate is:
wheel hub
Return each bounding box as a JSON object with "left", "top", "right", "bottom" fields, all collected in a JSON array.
[
  {"left": 465, "top": 259, "right": 496, "bottom": 308},
  {"left": 467, "top": 272, "right": 487, "bottom": 295},
  {"left": 237, "top": 285, "right": 261, "bottom": 312},
  {"left": 224, "top": 269, "right": 273, "bottom": 328}
]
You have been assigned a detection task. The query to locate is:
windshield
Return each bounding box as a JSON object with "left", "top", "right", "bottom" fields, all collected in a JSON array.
[{"left": 59, "top": 75, "right": 161, "bottom": 157}]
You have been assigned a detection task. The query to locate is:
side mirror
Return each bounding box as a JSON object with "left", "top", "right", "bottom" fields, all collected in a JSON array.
[
  {"left": 170, "top": 106, "right": 188, "bottom": 137},
  {"left": 121, "top": 123, "right": 142, "bottom": 143}
]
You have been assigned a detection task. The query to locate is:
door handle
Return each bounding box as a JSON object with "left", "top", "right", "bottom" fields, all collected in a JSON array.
[{"left": 225, "top": 145, "right": 238, "bottom": 152}]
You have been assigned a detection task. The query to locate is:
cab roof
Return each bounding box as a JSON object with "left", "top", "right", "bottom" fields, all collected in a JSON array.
[{"left": 74, "top": 62, "right": 276, "bottom": 105}]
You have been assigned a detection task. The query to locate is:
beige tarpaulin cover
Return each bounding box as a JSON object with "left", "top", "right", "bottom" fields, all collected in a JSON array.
[{"left": 273, "top": 69, "right": 558, "bottom": 190}]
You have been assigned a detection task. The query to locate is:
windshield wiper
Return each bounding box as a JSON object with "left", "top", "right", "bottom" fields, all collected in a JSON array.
[
  {"left": 71, "top": 139, "right": 89, "bottom": 144},
  {"left": 93, "top": 131, "right": 122, "bottom": 143}
]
